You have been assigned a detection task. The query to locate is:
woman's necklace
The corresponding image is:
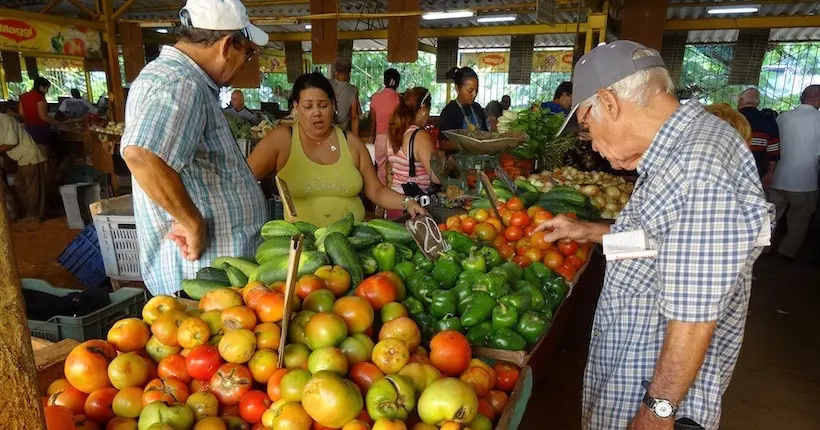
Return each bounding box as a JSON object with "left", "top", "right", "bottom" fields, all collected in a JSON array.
[{"left": 303, "top": 129, "right": 337, "bottom": 151}]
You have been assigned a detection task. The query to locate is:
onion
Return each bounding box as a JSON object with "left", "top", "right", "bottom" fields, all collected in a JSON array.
[
  {"left": 600, "top": 210, "right": 614, "bottom": 219},
  {"left": 604, "top": 203, "right": 619, "bottom": 212},
  {"left": 604, "top": 186, "right": 621, "bottom": 198},
  {"left": 581, "top": 185, "right": 600, "bottom": 196},
  {"left": 619, "top": 194, "right": 630, "bottom": 205}
]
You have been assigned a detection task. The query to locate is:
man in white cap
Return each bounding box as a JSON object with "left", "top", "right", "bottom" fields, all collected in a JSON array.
[
  {"left": 536, "top": 41, "right": 773, "bottom": 429},
  {"left": 120, "top": 0, "right": 269, "bottom": 295}
]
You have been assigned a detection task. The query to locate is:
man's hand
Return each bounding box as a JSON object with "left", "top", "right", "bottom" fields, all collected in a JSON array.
[
  {"left": 761, "top": 171, "right": 775, "bottom": 188},
  {"left": 533, "top": 214, "right": 588, "bottom": 242},
  {"left": 630, "top": 405, "right": 675, "bottom": 430},
  {"left": 168, "top": 218, "right": 206, "bottom": 261}
]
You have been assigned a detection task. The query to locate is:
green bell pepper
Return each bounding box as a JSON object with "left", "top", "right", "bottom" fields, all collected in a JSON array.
[
  {"left": 394, "top": 261, "right": 416, "bottom": 283},
  {"left": 497, "top": 262, "right": 523, "bottom": 283},
  {"left": 516, "top": 310, "right": 549, "bottom": 347},
  {"left": 412, "top": 312, "right": 437, "bottom": 341},
  {"left": 542, "top": 278, "right": 568, "bottom": 312},
  {"left": 372, "top": 243, "right": 397, "bottom": 272},
  {"left": 453, "top": 283, "right": 473, "bottom": 306},
  {"left": 523, "top": 261, "right": 555, "bottom": 286},
  {"left": 456, "top": 270, "right": 483, "bottom": 290},
  {"left": 430, "top": 290, "right": 457, "bottom": 319},
  {"left": 472, "top": 273, "right": 511, "bottom": 300},
  {"left": 358, "top": 252, "right": 378, "bottom": 275},
  {"left": 407, "top": 274, "right": 438, "bottom": 306},
  {"left": 412, "top": 251, "right": 435, "bottom": 273},
  {"left": 499, "top": 291, "right": 532, "bottom": 313},
  {"left": 491, "top": 303, "right": 519, "bottom": 331},
  {"left": 540, "top": 308, "right": 554, "bottom": 322},
  {"left": 517, "top": 282, "right": 546, "bottom": 311},
  {"left": 488, "top": 328, "right": 527, "bottom": 351},
  {"left": 460, "top": 292, "right": 496, "bottom": 328},
  {"left": 477, "top": 246, "right": 504, "bottom": 269},
  {"left": 465, "top": 321, "right": 494, "bottom": 347},
  {"left": 402, "top": 297, "right": 425, "bottom": 317},
  {"left": 460, "top": 251, "right": 487, "bottom": 273},
  {"left": 443, "top": 230, "right": 475, "bottom": 254},
  {"left": 431, "top": 258, "right": 462, "bottom": 289},
  {"left": 435, "top": 316, "right": 463, "bottom": 333}
]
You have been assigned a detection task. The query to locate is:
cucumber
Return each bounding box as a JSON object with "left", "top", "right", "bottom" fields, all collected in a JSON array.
[
  {"left": 350, "top": 224, "right": 382, "bottom": 239},
  {"left": 392, "top": 243, "right": 414, "bottom": 262},
  {"left": 538, "top": 200, "right": 580, "bottom": 216},
  {"left": 182, "top": 279, "right": 230, "bottom": 300},
  {"left": 261, "top": 220, "right": 302, "bottom": 240},
  {"left": 315, "top": 212, "right": 356, "bottom": 250},
  {"left": 482, "top": 186, "right": 514, "bottom": 200},
  {"left": 358, "top": 252, "right": 378, "bottom": 275},
  {"left": 294, "top": 221, "right": 318, "bottom": 236},
  {"left": 520, "top": 191, "right": 541, "bottom": 208},
  {"left": 224, "top": 264, "right": 249, "bottom": 286},
  {"left": 196, "top": 267, "right": 230, "bottom": 284},
  {"left": 515, "top": 179, "right": 539, "bottom": 193},
  {"left": 323, "top": 232, "right": 364, "bottom": 286},
  {"left": 212, "top": 257, "right": 259, "bottom": 277},
  {"left": 256, "top": 237, "right": 317, "bottom": 265},
  {"left": 348, "top": 235, "right": 382, "bottom": 251},
  {"left": 491, "top": 179, "right": 511, "bottom": 192},
  {"left": 367, "top": 219, "right": 414, "bottom": 244},
  {"left": 249, "top": 251, "right": 330, "bottom": 285},
  {"left": 470, "top": 199, "right": 492, "bottom": 209},
  {"left": 539, "top": 187, "right": 587, "bottom": 207}
]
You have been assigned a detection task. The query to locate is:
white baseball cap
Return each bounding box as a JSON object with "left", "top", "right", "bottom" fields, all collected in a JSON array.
[{"left": 180, "top": 0, "right": 269, "bottom": 47}]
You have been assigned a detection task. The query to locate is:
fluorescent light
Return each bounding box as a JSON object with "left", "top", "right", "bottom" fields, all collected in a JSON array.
[
  {"left": 477, "top": 15, "right": 517, "bottom": 23},
  {"left": 707, "top": 5, "right": 759, "bottom": 15},
  {"left": 540, "top": 46, "right": 572, "bottom": 51},
  {"left": 155, "top": 28, "right": 169, "bottom": 34},
  {"left": 423, "top": 10, "right": 476, "bottom": 21},
  {"left": 305, "top": 24, "right": 312, "bottom": 30}
]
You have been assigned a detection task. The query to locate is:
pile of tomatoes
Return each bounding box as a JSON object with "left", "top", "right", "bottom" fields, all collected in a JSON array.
[
  {"left": 439, "top": 196, "right": 591, "bottom": 281},
  {"left": 44, "top": 266, "right": 524, "bottom": 430}
]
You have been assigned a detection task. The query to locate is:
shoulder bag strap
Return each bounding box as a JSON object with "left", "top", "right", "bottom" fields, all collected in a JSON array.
[{"left": 408, "top": 129, "right": 420, "bottom": 178}]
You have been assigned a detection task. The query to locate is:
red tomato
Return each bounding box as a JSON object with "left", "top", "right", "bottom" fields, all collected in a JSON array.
[
  {"left": 491, "top": 235, "right": 506, "bottom": 248},
  {"left": 186, "top": 345, "right": 223, "bottom": 381},
  {"left": 485, "top": 218, "right": 503, "bottom": 233},
  {"left": 142, "top": 377, "right": 189, "bottom": 405},
  {"left": 506, "top": 197, "right": 524, "bottom": 212},
  {"left": 523, "top": 248, "right": 543, "bottom": 263},
  {"left": 84, "top": 387, "right": 118, "bottom": 424},
  {"left": 429, "top": 331, "right": 471, "bottom": 377},
  {"left": 510, "top": 212, "right": 530, "bottom": 228},
  {"left": 526, "top": 205, "right": 544, "bottom": 218},
  {"left": 532, "top": 210, "right": 554, "bottom": 226},
  {"left": 189, "top": 378, "right": 210, "bottom": 394},
  {"left": 566, "top": 254, "right": 584, "bottom": 270},
  {"left": 515, "top": 245, "right": 530, "bottom": 257},
  {"left": 485, "top": 390, "right": 508, "bottom": 415},
  {"left": 239, "top": 390, "right": 271, "bottom": 424},
  {"left": 555, "top": 263, "right": 576, "bottom": 280},
  {"left": 266, "top": 368, "right": 290, "bottom": 401},
  {"left": 295, "top": 274, "right": 327, "bottom": 301},
  {"left": 48, "top": 385, "right": 88, "bottom": 415},
  {"left": 348, "top": 362, "right": 385, "bottom": 393},
  {"left": 523, "top": 225, "right": 535, "bottom": 238},
  {"left": 496, "top": 244, "right": 515, "bottom": 260},
  {"left": 461, "top": 217, "right": 478, "bottom": 235},
  {"left": 512, "top": 255, "right": 533, "bottom": 268},
  {"left": 543, "top": 250, "right": 564, "bottom": 270},
  {"left": 557, "top": 240, "right": 580, "bottom": 256},
  {"left": 158, "top": 354, "right": 191, "bottom": 384},
  {"left": 477, "top": 398, "right": 495, "bottom": 421},
  {"left": 209, "top": 363, "right": 253, "bottom": 406},
  {"left": 355, "top": 274, "right": 399, "bottom": 310},
  {"left": 493, "top": 362, "right": 520, "bottom": 392},
  {"left": 438, "top": 223, "right": 448, "bottom": 231},
  {"left": 503, "top": 226, "right": 523, "bottom": 242}
]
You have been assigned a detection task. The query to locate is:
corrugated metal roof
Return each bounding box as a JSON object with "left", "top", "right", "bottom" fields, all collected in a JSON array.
[
  {"left": 667, "top": 1, "right": 820, "bottom": 19},
  {"left": 688, "top": 27, "right": 820, "bottom": 43}
]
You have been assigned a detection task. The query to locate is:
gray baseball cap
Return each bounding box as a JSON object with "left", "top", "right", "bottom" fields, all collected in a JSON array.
[{"left": 556, "top": 40, "right": 666, "bottom": 136}]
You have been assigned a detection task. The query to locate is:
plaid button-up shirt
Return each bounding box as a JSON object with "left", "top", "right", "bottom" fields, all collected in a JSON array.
[
  {"left": 582, "top": 101, "right": 773, "bottom": 429},
  {"left": 121, "top": 46, "right": 267, "bottom": 295}
]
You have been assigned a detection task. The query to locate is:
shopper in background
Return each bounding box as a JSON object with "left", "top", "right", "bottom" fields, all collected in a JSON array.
[
  {"left": 705, "top": 103, "right": 753, "bottom": 145},
  {"left": 248, "top": 73, "right": 425, "bottom": 226},
  {"left": 0, "top": 108, "right": 46, "bottom": 222},
  {"left": 19, "top": 77, "right": 61, "bottom": 146},
  {"left": 485, "top": 100, "right": 504, "bottom": 132},
  {"left": 439, "top": 67, "right": 488, "bottom": 133},
  {"left": 387, "top": 87, "right": 441, "bottom": 218},
  {"left": 738, "top": 87, "right": 780, "bottom": 187},
  {"left": 768, "top": 85, "right": 820, "bottom": 260},
  {"left": 542, "top": 81, "right": 573, "bottom": 114},
  {"left": 223, "top": 89, "right": 264, "bottom": 125},
  {"left": 121, "top": 0, "right": 269, "bottom": 295},
  {"left": 501, "top": 94, "right": 512, "bottom": 111},
  {"left": 370, "top": 68, "right": 402, "bottom": 185},
  {"left": 57, "top": 89, "right": 98, "bottom": 119},
  {"left": 330, "top": 58, "right": 361, "bottom": 136},
  {"left": 534, "top": 41, "right": 771, "bottom": 430}
]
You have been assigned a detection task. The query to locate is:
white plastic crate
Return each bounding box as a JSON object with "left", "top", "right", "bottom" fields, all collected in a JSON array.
[
  {"left": 60, "top": 182, "right": 101, "bottom": 229},
  {"left": 91, "top": 195, "right": 142, "bottom": 281}
]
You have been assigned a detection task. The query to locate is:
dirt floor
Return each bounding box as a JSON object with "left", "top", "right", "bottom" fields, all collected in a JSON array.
[{"left": 10, "top": 217, "right": 820, "bottom": 429}]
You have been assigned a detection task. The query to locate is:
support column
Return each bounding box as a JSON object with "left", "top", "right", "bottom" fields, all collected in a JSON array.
[
  {"left": 619, "top": 0, "right": 669, "bottom": 50},
  {"left": 0, "top": 181, "right": 46, "bottom": 429},
  {"left": 102, "top": 0, "right": 124, "bottom": 121}
]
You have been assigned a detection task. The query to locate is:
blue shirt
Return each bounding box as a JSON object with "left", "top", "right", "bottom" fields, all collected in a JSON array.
[
  {"left": 541, "top": 101, "right": 565, "bottom": 114},
  {"left": 582, "top": 101, "right": 773, "bottom": 429},
  {"left": 121, "top": 46, "right": 267, "bottom": 295}
]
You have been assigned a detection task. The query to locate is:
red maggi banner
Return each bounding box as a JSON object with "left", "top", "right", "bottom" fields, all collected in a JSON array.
[{"left": 0, "top": 18, "right": 101, "bottom": 58}]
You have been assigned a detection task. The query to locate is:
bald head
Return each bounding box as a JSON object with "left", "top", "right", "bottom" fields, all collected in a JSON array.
[
  {"left": 800, "top": 85, "right": 820, "bottom": 108},
  {"left": 738, "top": 88, "right": 760, "bottom": 110},
  {"left": 230, "top": 90, "right": 245, "bottom": 110}
]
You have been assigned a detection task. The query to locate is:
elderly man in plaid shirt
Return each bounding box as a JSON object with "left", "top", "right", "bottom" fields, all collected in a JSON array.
[{"left": 537, "top": 41, "right": 772, "bottom": 430}]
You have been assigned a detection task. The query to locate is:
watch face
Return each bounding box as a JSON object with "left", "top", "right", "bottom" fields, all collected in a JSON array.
[{"left": 653, "top": 401, "right": 674, "bottom": 418}]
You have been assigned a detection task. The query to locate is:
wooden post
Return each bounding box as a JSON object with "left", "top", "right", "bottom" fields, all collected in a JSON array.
[
  {"left": 102, "top": 0, "right": 125, "bottom": 121},
  {"left": 0, "top": 182, "right": 46, "bottom": 429},
  {"left": 619, "top": 0, "right": 669, "bottom": 50}
]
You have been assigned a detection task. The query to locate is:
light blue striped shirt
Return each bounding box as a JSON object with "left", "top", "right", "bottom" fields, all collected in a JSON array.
[{"left": 121, "top": 46, "right": 266, "bottom": 295}]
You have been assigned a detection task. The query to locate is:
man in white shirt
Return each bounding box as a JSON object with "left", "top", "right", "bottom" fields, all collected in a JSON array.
[
  {"left": 770, "top": 85, "right": 820, "bottom": 259},
  {"left": 223, "top": 90, "right": 263, "bottom": 125},
  {"left": 57, "top": 89, "right": 98, "bottom": 119},
  {"left": 0, "top": 109, "right": 47, "bottom": 221}
]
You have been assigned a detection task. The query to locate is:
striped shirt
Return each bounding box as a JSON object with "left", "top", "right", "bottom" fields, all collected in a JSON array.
[
  {"left": 739, "top": 107, "right": 780, "bottom": 177},
  {"left": 583, "top": 101, "right": 773, "bottom": 430},
  {"left": 121, "top": 46, "right": 267, "bottom": 295},
  {"left": 388, "top": 126, "right": 431, "bottom": 193}
]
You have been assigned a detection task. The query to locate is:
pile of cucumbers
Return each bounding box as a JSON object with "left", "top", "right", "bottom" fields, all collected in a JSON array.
[{"left": 472, "top": 179, "right": 600, "bottom": 221}]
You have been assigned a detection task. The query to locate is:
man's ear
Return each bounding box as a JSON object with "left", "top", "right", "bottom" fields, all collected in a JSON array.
[
  {"left": 597, "top": 89, "right": 620, "bottom": 121},
  {"left": 217, "top": 35, "right": 233, "bottom": 61}
]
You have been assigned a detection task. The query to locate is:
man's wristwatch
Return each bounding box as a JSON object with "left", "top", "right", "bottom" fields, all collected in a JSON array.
[{"left": 642, "top": 380, "right": 678, "bottom": 419}]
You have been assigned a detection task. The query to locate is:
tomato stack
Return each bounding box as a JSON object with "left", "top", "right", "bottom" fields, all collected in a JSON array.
[
  {"left": 46, "top": 268, "right": 525, "bottom": 430},
  {"left": 439, "top": 196, "right": 592, "bottom": 281}
]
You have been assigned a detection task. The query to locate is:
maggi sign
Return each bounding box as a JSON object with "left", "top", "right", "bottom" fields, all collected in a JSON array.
[
  {"left": 0, "top": 18, "right": 100, "bottom": 58},
  {"left": 0, "top": 19, "right": 37, "bottom": 43}
]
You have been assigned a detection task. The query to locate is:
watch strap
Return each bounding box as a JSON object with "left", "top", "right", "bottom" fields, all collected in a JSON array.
[{"left": 641, "top": 380, "right": 678, "bottom": 417}]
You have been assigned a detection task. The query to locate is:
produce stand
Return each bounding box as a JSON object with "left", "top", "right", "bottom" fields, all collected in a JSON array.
[{"left": 34, "top": 339, "right": 80, "bottom": 396}]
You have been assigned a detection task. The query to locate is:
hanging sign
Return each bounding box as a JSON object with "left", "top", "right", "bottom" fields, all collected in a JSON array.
[
  {"left": 532, "top": 51, "right": 573, "bottom": 73},
  {"left": 0, "top": 18, "right": 102, "bottom": 58},
  {"left": 259, "top": 54, "right": 287, "bottom": 73},
  {"left": 461, "top": 52, "right": 509, "bottom": 73}
]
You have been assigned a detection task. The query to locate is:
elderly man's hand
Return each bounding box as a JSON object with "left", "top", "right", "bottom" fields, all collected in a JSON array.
[
  {"left": 533, "top": 214, "right": 590, "bottom": 243},
  {"left": 168, "top": 218, "right": 206, "bottom": 261},
  {"left": 629, "top": 405, "right": 675, "bottom": 430}
]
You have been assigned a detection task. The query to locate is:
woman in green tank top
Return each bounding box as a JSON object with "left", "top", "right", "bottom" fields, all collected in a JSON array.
[{"left": 248, "top": 73, "right": 426, "bottom": 227}]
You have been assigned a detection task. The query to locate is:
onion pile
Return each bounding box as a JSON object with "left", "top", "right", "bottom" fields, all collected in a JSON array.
[{"left": 527, "top": 166, "right": 634, "bottom": 219}]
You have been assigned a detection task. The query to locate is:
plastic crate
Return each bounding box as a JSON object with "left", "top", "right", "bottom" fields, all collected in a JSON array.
[
  {"left": 57, "top": 225, "right": 108, "bottom": 288},
  {"left": 22, "top": 278, "right": 147, "bottom": 342},
  {"left": 66, "top": 165, "right": 113, "bottom": 199},
  {"left": 60, "top": 182, "right": 102, "bottom": 229},
  {"left": 91, "top": 194, "right": 142, "bottom": 281}
]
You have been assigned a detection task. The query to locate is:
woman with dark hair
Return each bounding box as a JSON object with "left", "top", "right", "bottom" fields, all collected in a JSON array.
[
  {"left": 386, "top": 87, "right": 441, "bottom": 218},
  {"left": 19, "top": 77, "right": 61, "bottom": 146},
  {"left": 439, "top": 67, "right": 488, "bottom": 133},
  {"left": 369, "top": 68, "right": 402, "bottom": 185},
  {"left": 248, "top": 73, "right": 426, "bottom": 226}
]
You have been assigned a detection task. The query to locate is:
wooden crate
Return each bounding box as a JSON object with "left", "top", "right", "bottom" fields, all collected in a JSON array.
[
  {"left": 495, "top": 365, "right": 533, "bottom": 430},
  {"left": 34, "top": 339, "right": 79, "bottom": 396}
]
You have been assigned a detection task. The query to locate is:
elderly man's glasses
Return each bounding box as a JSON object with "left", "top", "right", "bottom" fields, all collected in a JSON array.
[
  {"left": 231, "top": 31, "right": 256, "bottom": 63},
  {"left": 578, "top": 107, "right": 592, "bottom": 141}
]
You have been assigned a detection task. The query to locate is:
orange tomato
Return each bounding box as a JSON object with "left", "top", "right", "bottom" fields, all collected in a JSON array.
[
  {"left": 515, "top": 238, "right": 530, "bottom": 249},
  {"left": 48, "top": 385, "right": 88, "bottom": 415},
  {"left": 152, "top": 310, "right": 189, "bottom": 347},
  {"left": 241, "top": 282, "right": 270, "bottom": 311},
  {"left": 44, "top": 405, "right": 74, "bottom": 430},
  {"left": 429, "top": 331, "right": 471, "bottom": 377},
  {"left": 177, "top": 317, "right": 211, "bottom": 350},
  {"left": 266, "top": 368, "right": 290, "bottom": 401},
  {"left": 491, "top": 235, "right": 506, "bottom": 248},
  {"left": 355, "top": 275, "right": 400, "bottom": 310},
  {"left": 496, "top": 244, "right": 514, "bottom": 260},
  {"left": 295, "top": 274, "right": 327, "bottom": 301},
  {"left": 473, "top": 208, "right": 490, "bottom": 222},
  {"left": 495, "top": 202, "right": 507, "bottom": 211},
  {"left": 438, "top": 223, "right": 448, "bottom": 231},
  {"left": 566, "top": 254, "right": 584, "bottom": 270},
  {"left": 256, "top": 292, "right": 285, "bottom": 323},
  {"left": 526, "top": 205, "right": 544, "bottom": 218},
  {"left": 84, "top": 387, "right": 119, "bottom": 423},
  {"left": 449, "top": 224, "right": 464, "bottom": 234},
  {"left": 500, "top": 210, "right": 513, "bottom": 227},
  {"left": 473, "top": 223, "right": 498, "bottom": 242},
  {"left": 530, "top": 231, "right": 551, "bottom": 251},
  {"left": 523, "top": 248, "right": 543, "bottom": 263},
  {"left": 445, "top": 216, "right": 461, "bottom": 229},
  {"left": 532, "top": 210, "right": 554, "bottom": 226},
  {"left": 510, "top": 212, "right": 530, "bottom": 228},
  {"left": 254, "top": 322, "right": 281, "bottom": 350},
  {"left": 65, "top": 340, "right": 117, "bottom": 394},
  {"left": 459, "top": 366, "right": 493, "bottom": 397},
  {"left": 543, "top": 250, "right": 564, "bottom": 270},
  {"left": 142, "top": 377, "right": 189, "bottom": 405},
  {"left": 506, "top": 197, "right": 524, "bottom": 212},
  {"left": 221, "top": 306, "right": 257, "bottom": 332},
  {"left": 485, "top": 218, "right": 503, "bottom": 233},
  {"left": 555, "top": 263, "right": 576, "bottom": 280},
  {"left": 512, "top": 255, "right": 533, "bottom": 269},
  {"left": 515, "top": 245, "right": 530, "bottom": 257},
  {"left": 461, "top": 217, "right": 478, "bottom": 235},
  {"left": 503, "top": 226, "right": 523, "bottom": 242},
  {"left": 158, "top": 354, "right": 192, "bottom": 384},
  {"left": 107, "top": 318, "right": 151, "bottom": 353}
]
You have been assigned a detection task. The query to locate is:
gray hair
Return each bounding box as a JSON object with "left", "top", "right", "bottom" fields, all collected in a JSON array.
[
  {"left": 581, "top": 49, "right": 675, "bottom": 122},
  {"left": 178, "top": 26, "right": 237, "bottom": 47},
  {"left": 739, "top": 87, "right": 760, "bottom": 108}
]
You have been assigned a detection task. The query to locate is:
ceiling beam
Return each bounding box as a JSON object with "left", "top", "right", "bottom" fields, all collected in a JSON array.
[
  {"left": 665, "top": 15, "right": 820, "bottom": 31},
  {"left": 112, "top": 0, "right": 140, "bottom": 21},
  {"left": 130, "top": 0, "right": 310, "bottom": 13},
  {"left": 67, "top": 0, "right": 97, "bottom": 18},
  {"left": 40, "top": 0, "right": 64, "bottom": 14},
  {"left": 0, "top": 6, "right": 106, "bottom": 30}
]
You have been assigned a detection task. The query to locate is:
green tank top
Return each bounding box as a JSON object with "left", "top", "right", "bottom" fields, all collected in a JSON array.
[{"left": 277, "top": 124, "right": 366, "bottom": 227}]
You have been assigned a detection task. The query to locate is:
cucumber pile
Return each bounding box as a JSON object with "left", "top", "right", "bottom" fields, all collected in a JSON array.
[{"left": 471, "top": 181, "right": 600, "bottom": 221}]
